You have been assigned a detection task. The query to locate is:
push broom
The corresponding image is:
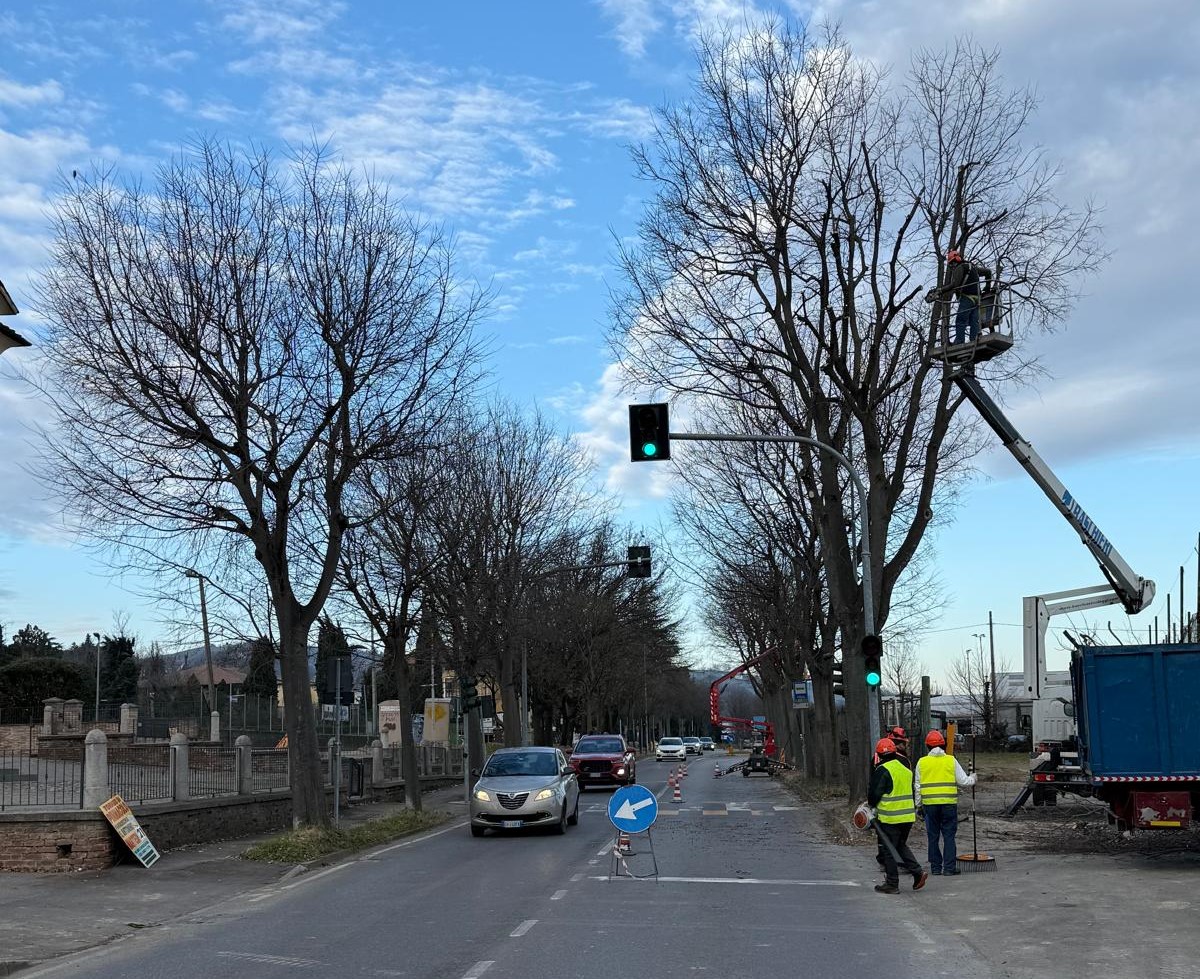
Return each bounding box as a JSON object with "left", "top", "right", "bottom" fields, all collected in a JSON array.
[{"left": 957, "top": 734, "right": 996, "bottom": 872}]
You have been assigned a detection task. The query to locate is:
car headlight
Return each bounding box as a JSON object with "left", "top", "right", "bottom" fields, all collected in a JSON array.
[
  {"left": 533, "top": 788, "right": 555, "bottom": 801},
  {"left": 616, "top": 767, "right": 626, "bottom": 775},
  {"left": 474, "top": 789, "right": 491, "bottom": 802}
]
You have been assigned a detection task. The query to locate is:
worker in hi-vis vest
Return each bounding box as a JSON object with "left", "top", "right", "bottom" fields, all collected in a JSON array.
[
  {"left": 915, "top": 730, "right": 977, "bottom": 876},
  {"left": 867, "top": 738, "right": 929, "bottom": 895}
]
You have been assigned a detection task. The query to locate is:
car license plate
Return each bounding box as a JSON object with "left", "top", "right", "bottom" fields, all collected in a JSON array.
[{"left": 501, "top": 820, "right": 523, "bottom": 829}]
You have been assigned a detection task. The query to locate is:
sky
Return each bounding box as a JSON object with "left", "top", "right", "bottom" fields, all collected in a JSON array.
[{"left": 0, "top": 0, "right": 1198, "bottom": 687}]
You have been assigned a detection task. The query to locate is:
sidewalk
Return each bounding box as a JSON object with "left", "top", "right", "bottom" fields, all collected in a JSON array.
[{"left": 0, "top": 784, "right": 466, "bottom": 976}]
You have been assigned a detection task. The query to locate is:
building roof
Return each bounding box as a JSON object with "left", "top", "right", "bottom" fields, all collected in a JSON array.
[{"left": 167, "top": 665, "right": 247, "bottom": 687}]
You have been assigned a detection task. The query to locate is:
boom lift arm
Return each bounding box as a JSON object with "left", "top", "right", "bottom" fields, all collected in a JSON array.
[
  {"left": 953, "top": 373, "right": 1155, "bottom": 617},
  {"left": 709, "top": 650, "right": 779, "bottom": 755}
]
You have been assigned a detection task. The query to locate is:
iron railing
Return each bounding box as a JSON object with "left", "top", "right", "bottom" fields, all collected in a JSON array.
[
  {"left": 188, "top": 747, "right": 239, "bottom": 798},
  {"left": 0, "top": 750, "right": 84, "bottom": 810},
  {"left": 108, "top": 742, "right": 172, "bottom": 804},
  {"left": 251, "top": 749, "right": 289, "bottom": 792}
]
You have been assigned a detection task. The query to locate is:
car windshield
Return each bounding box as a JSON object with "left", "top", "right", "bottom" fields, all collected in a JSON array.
[
  {"left": 574, "top": 738, "right": 623, "bottom": 753},
  {"left": 683, "top": 737, "right": 699, "bottom": 743},
  {"left": 482, "top": 752, "right": 559, "bottom": 777},
  {"left": 660, "top": 738, "right": 682, "bottom": 745}
]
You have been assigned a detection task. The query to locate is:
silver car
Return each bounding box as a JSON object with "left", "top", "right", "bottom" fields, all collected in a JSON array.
[
  {"left": 469, "top": 747, "right": 580, "bottom": 837},
  {"left": 656, "top": 736, "right": 687, "bottom": 762}
]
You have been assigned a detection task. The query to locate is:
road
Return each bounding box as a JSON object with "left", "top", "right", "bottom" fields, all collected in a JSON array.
[{"left": 23, "top": 755, "right": 994, "bottom": 979}]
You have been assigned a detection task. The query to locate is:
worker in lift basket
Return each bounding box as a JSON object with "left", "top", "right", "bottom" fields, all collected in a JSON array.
[
  {"left": 867, "top": 738, "right": 929, "bottom": 895},
  {"left": 915, "top": 730, "right": 977, "bottom": 875},
  {"left": 934, "top": 249, "right": 993, "bottom": 345}
]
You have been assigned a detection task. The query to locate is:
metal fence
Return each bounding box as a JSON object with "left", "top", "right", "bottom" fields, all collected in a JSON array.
[
  {"left": 108, "top": 742, "right": 172, "bottom": 804},
  {"left": 251, "top": 749, "right": 289, "bottom": 792},
  {"left": 0, "top": 750, "right": 84, "bottom": 810},
  {"left": 188, "top": 747, "right": 239, "bottom": 798}
]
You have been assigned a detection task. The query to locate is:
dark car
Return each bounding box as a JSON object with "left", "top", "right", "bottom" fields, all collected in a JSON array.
[
  {"left": 569, "top": 734, "right": 636, "bottom": 788},
  {"left": 1006, "top": 734, "right": 1031, "bottom": 752}
]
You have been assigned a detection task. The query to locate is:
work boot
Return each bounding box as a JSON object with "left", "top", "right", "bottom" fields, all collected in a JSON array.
[
  {"left": 913, "top": 870, "right": 929, "bottom": 891},
  {"left": 874, "top": 883, "right": 900, "bottom": 894}
]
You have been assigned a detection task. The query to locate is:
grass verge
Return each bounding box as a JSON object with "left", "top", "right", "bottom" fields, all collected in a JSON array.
[{"left": 242, "top": 809, "right": 449, "bottom": 863}]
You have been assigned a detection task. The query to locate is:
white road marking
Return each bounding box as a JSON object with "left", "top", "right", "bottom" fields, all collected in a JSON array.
[
  {"left": 596, "top": 843, "right": 611, "bottom": 856},
  {"left": 510, "top": 919, "right": 538, "bottom": 937},
  {"left": 570, "top": 872, "right": 585, "bottom": 881},
  {"left": 551, "top": 888, "right": 568, "bottom": 900},
  {"left": 773, "top": 805, "right": 800, "bottom": 811},
  {"left": 903, "top": 921, "right": 936, "bottom": 946},
  {"left": 462, "top": 961, "right": 494, "bottom": 979},
  {"left": 278, "top": 861, "right": 353, "bottom": 891},
  {"left": 588, "top": 876, "right": 860, "bottom": 886},
  {"left": 218, "top": 952, "right": 321, "bottom": 967},
  {"left": 588, "top": 858, "right": 599, "bottom": 865}
]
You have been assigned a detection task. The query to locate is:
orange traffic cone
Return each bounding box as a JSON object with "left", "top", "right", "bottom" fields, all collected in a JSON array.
[
  {"left": 672, "top": 779, "right": 683, "bottom": 804},
  {"left": 683, "top": 762, "right": 689, "bottom": 777}
]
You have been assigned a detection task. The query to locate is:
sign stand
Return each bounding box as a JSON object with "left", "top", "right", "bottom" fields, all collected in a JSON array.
[{"left": 605, "top": 784, "right": 660, "bottom": 881}]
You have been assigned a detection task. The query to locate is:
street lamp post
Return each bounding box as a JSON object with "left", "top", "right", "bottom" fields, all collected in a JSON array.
[
  {"left": 973, "top": 632, "right": 988, "bottom": 737},
  {"left": 184, "top": 570, "right": 217, "bottom": 714}
]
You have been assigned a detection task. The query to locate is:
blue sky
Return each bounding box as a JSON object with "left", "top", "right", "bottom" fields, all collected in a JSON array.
[{"left": 1, "top": 0, "right": 1198, "bottom": 686}]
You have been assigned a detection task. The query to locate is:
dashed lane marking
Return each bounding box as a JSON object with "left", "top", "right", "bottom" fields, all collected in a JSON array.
[
  {"left": 510, "top": 919, "right": 538, "bottom": 938},
  {"left": 551, "top": 889, "right": 568, "bottom": 901},
  {"left": 217, "top": 952, "right": 321, "bottom": 968},
  {"left": 462, "top": 961, "right": 494, "bottom": 979}
]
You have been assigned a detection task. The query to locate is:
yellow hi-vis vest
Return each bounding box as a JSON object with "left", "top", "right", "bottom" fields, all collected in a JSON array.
[
  {"left": 877, "top": 759, "right": 916, "bottom": 824},
  {"left": 917, "top": 754, "right": 958, "bottom": 806}
]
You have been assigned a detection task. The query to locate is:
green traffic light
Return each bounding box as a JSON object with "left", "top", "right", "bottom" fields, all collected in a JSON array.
[
  {"left": 642, "top": 442, "right": 658, "bottom": 457},
  {"left": 866, "top": 671, "right": 881, "bottom": 687}
]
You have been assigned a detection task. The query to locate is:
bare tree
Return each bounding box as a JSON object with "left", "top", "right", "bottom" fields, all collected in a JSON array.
[
  {"left": 31, "top": 140, "right": 484, "bottom": 826},
  {"left": 611, "top": 24, "right": 1101, "bottom": 799},
  {"left": 947, "top": 645, "right": 1013, "bottom": 738}
]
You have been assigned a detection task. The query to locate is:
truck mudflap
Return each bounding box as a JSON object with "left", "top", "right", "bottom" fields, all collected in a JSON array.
[{"left": 1126, "top": 791, "right": 1192, "bottom": 829}]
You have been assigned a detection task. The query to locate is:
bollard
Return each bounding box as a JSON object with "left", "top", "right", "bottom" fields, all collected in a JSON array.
[{"left": 170, "top": 731, "right": 190, "bottom": 801}]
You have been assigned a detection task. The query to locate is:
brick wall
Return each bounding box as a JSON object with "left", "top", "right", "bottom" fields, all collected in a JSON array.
[
  {"left": 0, "top": 812, "right": 117, "bottom": 872},
  {"left": 0, "top": 724, "right": 36, "bottom": 754}
]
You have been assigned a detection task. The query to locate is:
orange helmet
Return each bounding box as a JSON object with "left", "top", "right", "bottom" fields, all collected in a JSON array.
[
  {"left": 925, "top": 730, "right": 946, "bottom": 748},
  {"left": 889, "top": 726, "right": 908, "bottom": 743},
  {"left": 875, "top": 737, "right": 896, "bottom": 756},
  {"left": 946, "top": 249, "right": 963, "bottom": 263}
]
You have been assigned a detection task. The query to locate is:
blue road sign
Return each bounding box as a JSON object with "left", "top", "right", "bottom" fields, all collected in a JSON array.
[{"left": 607, "top": 783, "right": 658, "bottom": 834}]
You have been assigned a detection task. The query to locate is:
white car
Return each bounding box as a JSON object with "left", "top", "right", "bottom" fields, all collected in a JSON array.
[
  {"left": 656, "top": 737, "right": 687, "bottom": 762},
  {"left": 682, "top": 736, "right": 703, "bottom": 755}
]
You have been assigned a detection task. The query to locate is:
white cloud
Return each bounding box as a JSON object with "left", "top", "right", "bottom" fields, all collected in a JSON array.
[
  {"left": 596, "top": 0, "right": 664, "bottom": 57},
  {"left": 0, "top": 76, "right": 63, "bottom": 108}
]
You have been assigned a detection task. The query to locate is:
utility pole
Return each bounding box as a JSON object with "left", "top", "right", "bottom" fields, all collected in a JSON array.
[
  {"left": 184, "top": 570, "right": 216, "bottom": 714},
  {"left": 93, "top": 633, "right": 101, "bottom": 721},
  {"left": 988, "top": 611, "right": 997, "bottom": 739},
  {"left": 521, "top": 639, "right": 530, "bottom": 747}
]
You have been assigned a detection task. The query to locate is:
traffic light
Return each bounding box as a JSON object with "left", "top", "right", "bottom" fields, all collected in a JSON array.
[
  {"left": 459, "top": 674, "right": 480, "bottom": 713},
  {"left": 627, "top": 545, "right": 651, "bottom": 578},
  {"left": 861, "top": 635, "right": 883, "bottom": 688},
  {"left": 832, "top": 661, "right": 844, "bottom": 698},
  {"left": 628, "top": 403, "right": 670, "bottom": 462}
]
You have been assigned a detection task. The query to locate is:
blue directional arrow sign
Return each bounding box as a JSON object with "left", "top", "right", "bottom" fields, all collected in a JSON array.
[{"left": 607, "top": 783, "right": 658, "bottom": 834}]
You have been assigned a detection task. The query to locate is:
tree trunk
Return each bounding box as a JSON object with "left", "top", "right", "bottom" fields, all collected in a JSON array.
[
  {"left": 500, "top": 639, "right": 522, "bottom": 747},
  {"left": 277, "top": 607, "right": 328, "bottom": 828},
  {"left": 390, "top": 633, "right": 422, "bottom": 812},
  {"left": 808, "top": 672, "right": 838, "bottom": 780}
]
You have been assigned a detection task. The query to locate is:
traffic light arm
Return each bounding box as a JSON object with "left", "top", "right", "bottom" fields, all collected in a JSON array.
[{"left": 533, "top": 558, "right": 645, "bottom": 577}]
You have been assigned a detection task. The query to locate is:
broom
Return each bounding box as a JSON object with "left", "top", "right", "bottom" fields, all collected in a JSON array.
[{"left": 957, "top": 734, "right": 997, "bottom": 872}]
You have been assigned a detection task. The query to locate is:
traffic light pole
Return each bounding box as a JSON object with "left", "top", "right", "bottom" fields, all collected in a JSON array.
[{"left": 669, "top": 431, "right": 880, "bottom": 742}]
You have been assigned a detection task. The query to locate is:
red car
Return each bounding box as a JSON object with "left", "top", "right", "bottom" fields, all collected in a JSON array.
[{"left": 569, "top": 735, "right": 637, "bottom": 789}]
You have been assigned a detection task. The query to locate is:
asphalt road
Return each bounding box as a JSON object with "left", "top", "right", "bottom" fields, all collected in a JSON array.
[{"left": 24, "top": 754, "right": 995, "bottom": 979}]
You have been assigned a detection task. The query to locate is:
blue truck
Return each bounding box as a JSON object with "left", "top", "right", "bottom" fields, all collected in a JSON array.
[{"left": 1020, "top": 643, "right": 1200, "bottom": 829}]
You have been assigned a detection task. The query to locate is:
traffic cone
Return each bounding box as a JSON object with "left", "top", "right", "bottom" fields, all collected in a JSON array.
[
  {"left": 668, "top": 773, "right": 675, "bottom": 792},
  {"left": 672, "top": 779, "right": 682, "bottom": 804},
  {"left": 714, "top": 764, "right": 721, "bottom": 778},
  {"left": 618, "top": 833, "right": 632, "bottom": 853},
  {"left": 683, "top": 762, "right": 689, "bottom": 777}
]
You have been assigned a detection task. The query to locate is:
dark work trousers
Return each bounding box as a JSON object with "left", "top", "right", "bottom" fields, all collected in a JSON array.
[
  {"left": 924, "top": 804, "right": 959, "bottom": 873},
  {"left": 953, "top": 296, "right": 980, "bottom": 343},
  {"left": 879, "top": 822, "right": 923, "bottom": 886}
]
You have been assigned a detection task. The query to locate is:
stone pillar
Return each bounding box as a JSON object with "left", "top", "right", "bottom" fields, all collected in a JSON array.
[
  {"left": 119, "top": 702, "right": 139, "bottom": 736},
  {"left": 63, "top": 699, "right": 83, "bottom": 733},
  {"left": 235, "top": 735, "right": 253, "bottom": 795},
  {"left": 170, "top": 731, "right": 190, "bottom": 801},
  {"left": 42, "top": 697, "right": 64, "bottom": 736},
  {"left": 82, "top": 729, "right": 110, "bottom": 808},
  {"left": 209, "top": 710, "right": 220, "bottom": 744},
  {"left": 371, "top": 739, "right": 384, "bottom": 787}
]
